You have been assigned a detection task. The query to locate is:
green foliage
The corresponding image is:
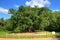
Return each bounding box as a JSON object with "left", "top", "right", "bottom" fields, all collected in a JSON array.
[{"left": 0, "top": 6, "right": 60, "bottom": 32}]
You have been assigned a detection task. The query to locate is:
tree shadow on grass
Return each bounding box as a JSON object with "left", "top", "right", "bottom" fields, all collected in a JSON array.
[
  {"left": 57, "top": 38, "right": 60, "bottom": 40},
  {"left": 55, "top": 33, "right": 60, "bottom": 40}
]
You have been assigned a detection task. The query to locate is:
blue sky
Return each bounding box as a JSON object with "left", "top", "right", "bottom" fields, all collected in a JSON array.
[{"left": 0, "top": 0, "right": 60, "bottom": 19}]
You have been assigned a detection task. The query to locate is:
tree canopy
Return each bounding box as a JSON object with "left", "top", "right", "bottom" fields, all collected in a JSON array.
[{"left": 0, "top": 6, "right": 60, "bottom": 32}]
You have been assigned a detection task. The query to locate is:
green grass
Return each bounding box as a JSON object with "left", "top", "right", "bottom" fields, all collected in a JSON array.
[
  {"left": 5, "top": 35, "right": 53, "bottom": 39},
  {"left": 55, "top": 32, "right": 60, "bottom": 37},
  {"left": 0, "top": 31, "right": 7, "bottom": 38},
  {"left": 0, "top": 35, "right": 54, "bottom": 39},
  {"left": 0, "top": 31, "right": 58, "bottom": 39}
]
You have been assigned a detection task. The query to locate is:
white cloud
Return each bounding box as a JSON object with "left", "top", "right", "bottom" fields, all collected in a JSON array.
[
  {"left": 25, "top": 0, "right": 51, "bottom": 7},
  {"left": 14, "top": 5, "right": 19, "bottom": 8},
  {"left": 53, "top": 9, "right": 60, "bottom": 12},
  {"left": 0, "top": 7, "right": 8, "bottom": 14}
]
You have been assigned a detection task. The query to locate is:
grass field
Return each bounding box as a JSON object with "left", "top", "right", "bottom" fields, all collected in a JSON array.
[{"left": 0, "top": 31, "right": 59, "bottom": 39}]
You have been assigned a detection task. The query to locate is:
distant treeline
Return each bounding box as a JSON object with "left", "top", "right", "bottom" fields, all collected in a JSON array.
[{"left": 0, "top": 6, "right": 60, "bottom": 32}]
